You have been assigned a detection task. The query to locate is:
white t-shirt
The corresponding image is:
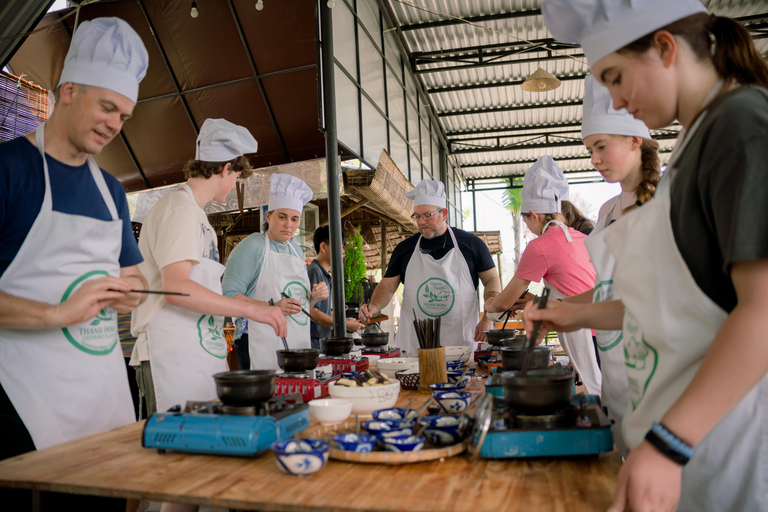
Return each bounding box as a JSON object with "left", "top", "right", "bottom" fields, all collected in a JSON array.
[
  {"left": 598, "top": 190, "right": 637, "bottom": 226},
  {"left": 129, "top": 186, "right": 218, "bottom": 364}
]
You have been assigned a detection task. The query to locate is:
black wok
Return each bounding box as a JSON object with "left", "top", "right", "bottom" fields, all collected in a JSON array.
[
  {"left": 501, "top": 366, "right": 574, "bottom": 413},
  {"left": 213, "top": 370, "right": 276, "bottom": 406},
  {"left": 276, "top": 348, "right": 320, "bottom": 372},
  {"left": 321, "top": 336, "right": 354, "bottom": 356},
  {"left": 485, "top": 329, "right": 523, "bottom": 347},
  {"left": 500, "top": 346, "right": 552, "bottom": 371},
  {"left": 361, "top": 332, "right": 389, "bottom": 347}
]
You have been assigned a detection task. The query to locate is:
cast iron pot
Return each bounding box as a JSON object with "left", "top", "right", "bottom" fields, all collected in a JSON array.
[
  {"left": 321, "top": 336, "right": 354, "bottom": 356},
  {"left": 501, "top": 334, "right": 528, "bottom": 348},
  {"left": 361, "top": 332, "right": 389, "bottom": 347},
  {"left": 213, "top": 370, "right": 276, "bottom": 406},
  {"left": 276, "top": 348, "right": 320, "bottom": 372},
  {"left": 485, "top": 329, "right": 523, "bottom": 347},
  {"left": 501, "top": 366, "right": 574, "bottom": 414},
  {"left": 500, "top": 346, "right": 552, "bottom": 371}
]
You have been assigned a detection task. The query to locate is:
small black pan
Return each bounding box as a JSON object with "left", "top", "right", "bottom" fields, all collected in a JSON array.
[
  {"left": 361, "top": 332, "right": 389, "bottom": 347},
  {"left": 276, "top": 348, "right": 320, "bottom": 372},
  {"left": 321, "top": 336, "right": 354, "bottom": 356}
]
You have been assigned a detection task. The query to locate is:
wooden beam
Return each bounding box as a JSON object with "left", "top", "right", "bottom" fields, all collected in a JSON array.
[
  {"left": 380, "top": 219, "right": 387, "bottom": 274},
  {"left": 319, "top": 199, "right": 370, "bottom": 227}
]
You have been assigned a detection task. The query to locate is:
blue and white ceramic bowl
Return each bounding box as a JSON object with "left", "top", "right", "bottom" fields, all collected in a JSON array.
[
  {"left": 362, "top": 419, "right": 412, "bottom": 439},
  {"left": 381, "top": 434, "right": 426, "bottom": 452},
  {"left": 271, "top": 439, "right": 330, "bottom": 477},
  {"left": 446, "top": 360, "right": 464, "bottom": 370},
  {"left": 372, "top": 407, "right": 419, "bottom": 423},
  {"left": 432, "top": 391, "right": 472, "bottom": 414},
  {"left": 446, "top": 370, "right": 474, "bottom": 388},
  {"left": 418, "top": 414, "right": 467, "bottom": 446},
  {"left": 332, "top": 433, "right": 377, "bottom": 453},
  {"left": 429, "top": 382, "right": 461, "bottom": 393}
]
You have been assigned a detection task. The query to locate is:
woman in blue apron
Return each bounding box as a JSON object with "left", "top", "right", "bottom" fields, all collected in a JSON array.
[{"left": 529, "top": 1, "right": 768, "bottom": 510}]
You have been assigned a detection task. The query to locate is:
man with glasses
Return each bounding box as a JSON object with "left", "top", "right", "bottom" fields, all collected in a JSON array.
[{"left": 359, "top": 179, "right": 500, "bottom": 356}]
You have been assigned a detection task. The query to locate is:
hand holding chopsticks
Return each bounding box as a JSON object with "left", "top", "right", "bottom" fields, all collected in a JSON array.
[{"left": 520, "top": 289, "right": 550, "bottom": 376}]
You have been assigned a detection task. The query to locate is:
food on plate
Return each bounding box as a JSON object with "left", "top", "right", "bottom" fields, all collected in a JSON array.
[{"left": 335, "top": 369, "right": 392, "bottom": 387}]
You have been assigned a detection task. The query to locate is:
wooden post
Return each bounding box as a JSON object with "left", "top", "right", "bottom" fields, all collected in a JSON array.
[
  {"left": 497, "top": 253, "right": 502, "bottom": 282},
  {"left": 380, "top": 219, "right": 387, "bottom": 273}
]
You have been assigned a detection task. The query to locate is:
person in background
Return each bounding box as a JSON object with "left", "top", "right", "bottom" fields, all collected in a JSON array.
[
  {"left": 307, "top": 225, "right": 365, "bottom": 350},
  {"left": 223, "top": 173, "right": 328, "bottom": 370},
  {"left": 359, "top": 179, "right": 501, "bottom": 355},
  {"left": 484, "top": 155, "right": 601, "bottom": 396},
  {"left": 562, "top": 75, "right": 660, "bottom": 456},
  {"left": 0, "top": 17, "right": 149, "bottom": 512},
  {"left": 530, "top": 1, "right": 768, "bottom": 510},
  {"left": 129, "top": 119, "right": 286, "bottom": 419}
]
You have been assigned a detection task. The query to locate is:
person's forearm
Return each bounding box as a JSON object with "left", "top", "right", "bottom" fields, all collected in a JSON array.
[
  {"left": 165, "top": 281, "right": 266, "bottom": 319},
  {"left": 562, "top": 289, "right": 594, "bottom": 304},
  {"left": 483, "top": 290, "right": 499, "bottom": 301},
  {"left": 310, "top": 308, "right": 334, "bottom": 327},
  {"left": 0, "top": 291, "right": 59, "bottom": 329},
  {"left": 573, "top": 300, "right": 624, "bottom": 330},
  {"left": 368, "top": 284, "right": 394, "bottom": 315},
  {"left": 661, "top": 301, "right": 768, "bottom": 447},
  {"left": 487, "top": 277, "right": 529, "bottom": 312},
  {"left": 232, "top": 294, "right": 271, "bottom": 308}
]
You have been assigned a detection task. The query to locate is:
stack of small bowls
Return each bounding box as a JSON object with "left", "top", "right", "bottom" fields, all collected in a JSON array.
[{"left": 271, "top": 439, "right": 330, "bottom": 477}]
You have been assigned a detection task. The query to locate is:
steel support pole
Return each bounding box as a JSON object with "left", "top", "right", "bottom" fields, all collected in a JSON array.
[{"left": 320, "top": 1, "right": 346, "bottom": 337}]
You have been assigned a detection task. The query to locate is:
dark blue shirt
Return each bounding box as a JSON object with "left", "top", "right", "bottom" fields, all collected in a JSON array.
[
  {"left": 384, "top": 227, "right": 495, "bottom": 289},
  {"left": 0, "top": 137, "right": 142, "bottom": 276},
  {"left": 307, "top": 259, "right": 332, "bottom": 341}
]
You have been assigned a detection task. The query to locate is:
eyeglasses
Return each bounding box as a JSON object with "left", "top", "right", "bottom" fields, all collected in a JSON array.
[{"left": 411, "top": 209, "right": 442, "bottom": 222}]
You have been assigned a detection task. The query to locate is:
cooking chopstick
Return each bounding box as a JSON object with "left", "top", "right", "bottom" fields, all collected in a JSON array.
[
  {"left": 280, "top": 292, "right": 321, "bottom": 325},
  {"left": 110, "top": 289, "right": 190, "bottom": 296},
  {"left": 520, "top": 289, "right": 550, "bottom": 376},
  {"left": 269, "top": 298, "right": 290, "bottom": 350}
]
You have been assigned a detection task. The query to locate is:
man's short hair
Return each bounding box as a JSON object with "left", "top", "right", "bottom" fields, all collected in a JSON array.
[
  {"left": 313, "top": 225, "right": 330, "bottom": 253},
  {"left": 183, "top": 155, "right": 253, "bottom": 180}
]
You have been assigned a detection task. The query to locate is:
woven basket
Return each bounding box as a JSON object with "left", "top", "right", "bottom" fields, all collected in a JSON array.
[{"left": 395, "top": 370, "right": 420, "bottom": 390}]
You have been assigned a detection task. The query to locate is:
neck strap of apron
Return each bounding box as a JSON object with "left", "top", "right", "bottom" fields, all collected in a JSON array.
[
  {"left": 35, "top": 124, "right": 119, "bottom": 221},
  {"left": 542, "top": 219, "right": 572, "bottom": 242}
]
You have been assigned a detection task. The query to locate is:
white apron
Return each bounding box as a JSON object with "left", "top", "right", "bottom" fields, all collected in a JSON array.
[
  {"left": 248, "top": 235, "right": 310, "bottom": 370},
  {"left": 604, "top": 87, "right": 768, "bottom": 511},
  {"left": 0, "top": 125, "right": 134, "bottom": 450},
  {"left": 397, "top": 227, "right": 478, "bottom": 357},
  {"left": 144, "top": 185, "right": 227, "bottom": 413},
  {"left": 541, "top": 220, "right": 602, "bottom": 396},
  {"left": 584, "top": 198, "right": 631, "bottom": 455}
]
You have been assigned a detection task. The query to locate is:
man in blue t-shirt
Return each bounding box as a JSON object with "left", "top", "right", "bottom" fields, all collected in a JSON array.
[
  {"left": 0, "top": 18, "right": 150, "bottom": 512},
  {"left": 307, "top": 226, "right": 364, "bottom": 350}
]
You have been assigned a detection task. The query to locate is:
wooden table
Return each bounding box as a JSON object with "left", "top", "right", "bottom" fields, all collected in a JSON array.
[{"left": 0, "top": 382, "right": 620, "bottom": 511}]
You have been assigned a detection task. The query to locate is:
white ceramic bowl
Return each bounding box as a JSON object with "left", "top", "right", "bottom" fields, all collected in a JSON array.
[
  {"left": 376, "top": 357, "right": 419, "bottom": 379},
  {"left": 444, "top": 346, "right": 471, "bottom": 362},
  {"left": 364, "top": 354, "right": 381, "bottom": 368},
  {"left": 327, "top": 380, "right": 400, "bottom": 417},
  {"left": 308, "top": 398, "right": 353, "bottom": 426}
]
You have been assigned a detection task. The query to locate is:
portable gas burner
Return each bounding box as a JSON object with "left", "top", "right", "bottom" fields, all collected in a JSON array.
[
  {"left": 142, "top": 393, "right": 310, "bottom": 457},
  {"left": 471, "top": 393, "right": 613, "bottom": 459},
  {"left": 360, "top": 346, "right": 401, "bottom": 358},
  {"left": 317, "top": 355, "right": 370, "bottom": 374},
  {"left": 274, "top": 367, "right": 342, "bottom": 403}
]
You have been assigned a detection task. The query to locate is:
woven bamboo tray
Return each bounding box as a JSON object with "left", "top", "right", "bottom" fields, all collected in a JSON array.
[{"left": 303, "top": 419, "right": 467, "bottom": 465}]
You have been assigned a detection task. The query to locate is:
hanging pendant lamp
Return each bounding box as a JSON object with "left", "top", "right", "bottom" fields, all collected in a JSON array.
[{"left": 521, "top": 67, "right": 561, "bottom": 92}]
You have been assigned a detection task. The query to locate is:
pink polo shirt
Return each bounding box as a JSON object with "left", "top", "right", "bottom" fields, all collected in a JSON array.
[{"left": 514, "top": 225, "right": 596, "bottom": 296}]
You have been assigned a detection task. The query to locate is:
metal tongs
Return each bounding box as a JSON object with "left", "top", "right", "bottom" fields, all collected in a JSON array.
[{"left": 519, "top": 288, "right": 550, "bottom": 376}]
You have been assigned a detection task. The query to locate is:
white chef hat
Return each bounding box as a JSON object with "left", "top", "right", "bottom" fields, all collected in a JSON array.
[
  {"left": 542, "top": 0, "right": 707, "bottom": 66},
  {"left": 404, "top": 179, "right": 446, "bottom": 208},
  {"left": 195, "top": 119, "right": 259, "bottom": 162},
  {"left": 57, "top": 17, "right": 149, "bottom": 103},
  {"left": 520, "top": 156, "right": 570, "bottom": 214},
  {"left": 581, "top": 75, "right": 651, "bottom": 140},
  {"left": 268, "top": 173, "right": 313, "bottom": 213}
]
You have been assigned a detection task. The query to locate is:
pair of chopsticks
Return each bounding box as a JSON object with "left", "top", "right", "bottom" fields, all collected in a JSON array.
[
  {"left": 520, "top": 289, "right": 550, "bottom": 376},
  {"left": 413, "top": 309, "right": 441, "bottom": 349},
  {"left": 269, "top": 298, "right": 290, "bottom": 350},
  {"left": 110, "top": 289, "right": 190, "bottom": 296}
]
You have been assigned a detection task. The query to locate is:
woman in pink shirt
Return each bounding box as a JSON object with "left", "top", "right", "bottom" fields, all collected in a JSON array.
[{"left": 484, "top": 155, "right": 601, "bottom": 395}]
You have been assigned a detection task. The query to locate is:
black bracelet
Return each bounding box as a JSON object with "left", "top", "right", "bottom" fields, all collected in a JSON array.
[{"left": 644, "top": 429, "right": 691, "bottom": 466}]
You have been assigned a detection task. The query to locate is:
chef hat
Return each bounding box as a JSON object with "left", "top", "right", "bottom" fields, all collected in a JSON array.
[
  {"left": 268, "top": 174, "right": 313, "bottom": 213},
  {"left": 520, "top": 156, "right": 570, "bottom": 214},
  {"left": 57, "top": 17, "right": 148, "bottom": 103},
  {"left": 581, "top": 76, "right": 651, "bottom": 140},
  {"left": 404, "top": 179, "right": 446, "bottom": 208},
  {"left": 542, "top": 0, "right": 707, "bottom": 66},
  {"left": 195, "top": 119, "right": 258, "bottom": 162}
]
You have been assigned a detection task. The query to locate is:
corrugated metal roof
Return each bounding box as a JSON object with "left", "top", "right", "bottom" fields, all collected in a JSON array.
[{"left": 383, "top": 0, "right": 768, "bottom": 183}]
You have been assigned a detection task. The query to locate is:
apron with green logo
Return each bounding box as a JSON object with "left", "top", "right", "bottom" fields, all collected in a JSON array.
[
  {"left": 0, "top": 124, "right": 134, "bottom": 450},
  {"left": 248, "top": 234, "right": 310, "bottom": 370},
  {"left": 145, "top": 185, "right": 227, "bottom": 412},
  {"left": 397, "top": 227, "right": 478, "bottom": 357}
]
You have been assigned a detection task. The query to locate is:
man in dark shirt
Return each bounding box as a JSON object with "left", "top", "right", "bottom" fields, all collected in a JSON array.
[
  {"left": 307, "top": 226, "right": 364, "bottom": 349},
  {"left": 359, "top": 180, "right": 500, "bottom": 352}
]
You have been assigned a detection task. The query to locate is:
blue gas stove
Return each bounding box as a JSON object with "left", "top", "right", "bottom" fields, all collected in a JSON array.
[
  {"left": 142, "top": 393, "right": 310, "bottom": 457},
  {"left": 471, "top": 393, "right": 613, "bottom": 459}
]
